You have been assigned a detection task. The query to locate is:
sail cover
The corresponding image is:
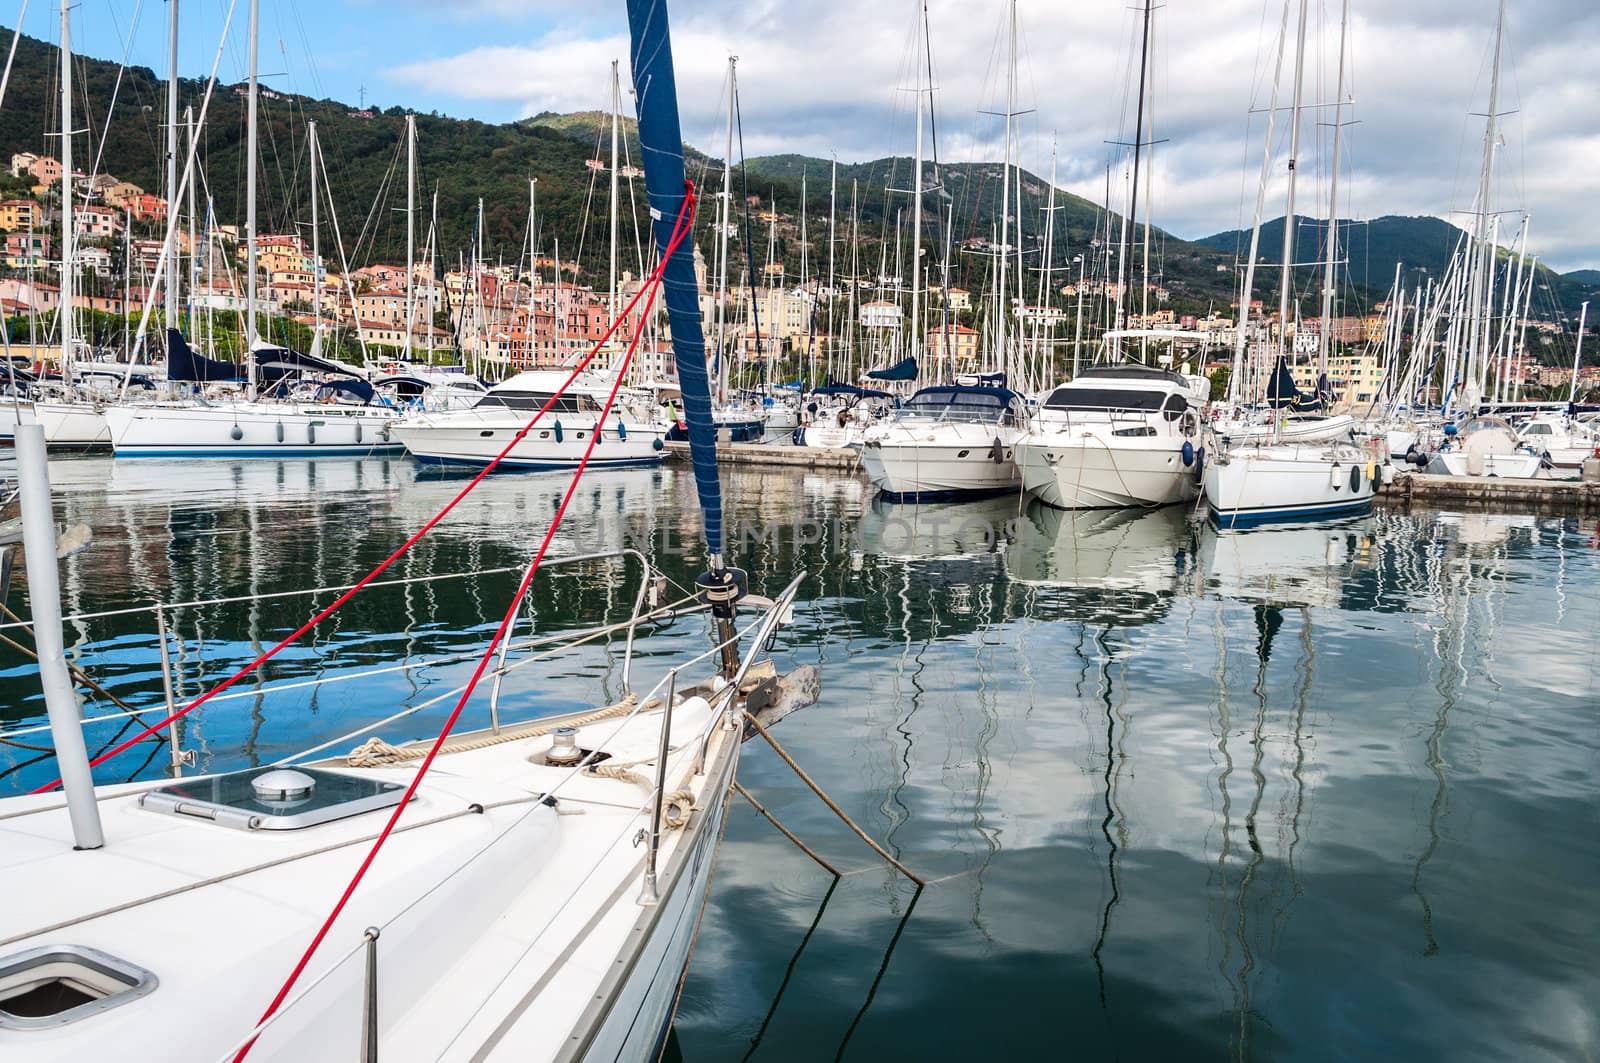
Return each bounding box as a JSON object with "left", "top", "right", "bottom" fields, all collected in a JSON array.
[
  {"left": 627, "top": 0, "right": 724, "bottom": 557},
  {"left": 166, "top": 328, "right": 246, "bottom": 382},
  {"left": 867, "top": 356, "right": 918, "bottom": 382}
]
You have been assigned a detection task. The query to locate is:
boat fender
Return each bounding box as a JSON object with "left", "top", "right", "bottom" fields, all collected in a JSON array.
[
  {"left": 230, "top": 424, "right": 243, "bottom": 441},
  {"left": 1409, "top": 449, "right": 1429, "bottom": 467},
  {"left": 1194, "top": 446, "right": 1205, "bottom": 482},
  {"left": 275, "top": 422, "right": 285, "bottom": 443},
  {"left": 990, "top": 437, "right": 1006, "bottom": 464},
  {"left": 1367, "top": 461, "right": 1377, "bottom": 485},
  {"left": 652, "top": 437, "right": 664, "bottom": 452},
  {"left": 1349, "top": 464, "right": 1362, "bottom": 491},
  {"left": 1443, "top": 423, "right": 1458, "bottom": 437},
  {"left": 617, "top": 421, "right": 627, "bottom": 441},
  {"left": 381, "top": 426, "right": 392, "bottom": 443},
  {"left": 1330, "top": 463, "right": 1344, "bottom": 489},
  {"left": 1404, "top": 444, "right": 1420, "bottom": 464},
  {"left": 1181, "top": 440, "right": 1195, "bottom": 467},
  {"left": 308, "top": 423, "right": 316, "bottom": 445},
  {"left": 1540, "top": 450, "right": 1554, "bottom": 470},
  {"left": 592, "top": 423, "right": 602, "bottom": 444},
  {"left": 355, "top": 423, "right": 363, "bottom": 444},
  {"left": 554, "top": 420, "right": 564, "bottom": 443}
]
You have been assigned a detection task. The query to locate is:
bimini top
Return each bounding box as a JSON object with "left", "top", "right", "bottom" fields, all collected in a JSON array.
[
  {"left": 1073, "top": 363, "right": 1189, "bottom": 388},
  {"left": 902, "top": 383, "right": 1026, "bottom": 423}
]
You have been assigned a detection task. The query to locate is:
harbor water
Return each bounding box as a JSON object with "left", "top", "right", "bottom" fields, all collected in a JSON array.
[{"left": 1, "top": 454, "right": 1596, "bottom": 1061}]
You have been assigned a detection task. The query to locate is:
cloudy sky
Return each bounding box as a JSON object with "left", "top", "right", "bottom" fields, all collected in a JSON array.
[{"left": 42, "top": 0, "right": 1600, "bottom": 270}]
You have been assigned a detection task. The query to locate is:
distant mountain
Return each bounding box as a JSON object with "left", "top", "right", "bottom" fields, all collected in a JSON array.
[{"left": 1194, "top": 215, "right": 1600, "bottom": 318}]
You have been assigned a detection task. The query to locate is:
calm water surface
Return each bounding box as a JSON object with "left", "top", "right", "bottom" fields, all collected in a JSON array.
[{"left": 1, "top": 453, "right": 1596, "bottom": 1062}]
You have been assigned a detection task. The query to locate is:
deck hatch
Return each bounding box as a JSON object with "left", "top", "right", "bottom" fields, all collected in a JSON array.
[
  {"left": 0, "top": 945, "right": 158, "bottom": 1029},
  {"left": 138, "top": 766, "right": 407, "bottom": 831}
]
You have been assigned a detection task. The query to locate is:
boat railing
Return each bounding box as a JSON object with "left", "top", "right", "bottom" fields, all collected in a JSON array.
[
  {"left": 0, "top": 553, "right": 699, "bottom": 776},
  {"left": 203, "top": 577, "right": 806, "bottom": 1062}
]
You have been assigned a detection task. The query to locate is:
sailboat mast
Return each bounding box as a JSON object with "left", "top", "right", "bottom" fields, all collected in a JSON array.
[
  {"left": 185, "top": 106, "right": 197, "bottom": 325},
  {"left": 996, "top": 0, "right": 1016, "bottom": 368},
  {"left": 57, "top": 0, "right": 73, "bottom": 379},
  {"left": 910, "top": 0, "right": 926, "bottom": 372},
  {"left": 405, "top": 112, "right": 416, "bottom": 360},
  {"left": 164, "top": 0, "right": 179, "bottom": 325},
  {"left": 609, "top": 59, "right": 621, "bottom": 333},
  {"left": 245, "top": 0, "right": 259, "bottom": 389},
  {"left": 1228, "top": 0, "right": 1292, "bottom": 403},
  {"left": 1276, "top": 0, "right": 1310, "bottom": 362},
  {"left": 1126, "top": 0, "right": 1153, "bottom": 363},
  {"left": 716, "top": 58, "right": 736, "bottom": 399},
  {"left": 1318, "top": 0, "right": 1350, "bottom": 382},
  {"left": 826, "top": 154, "right": 837, "bottom": 385},
  {"left": 1472, "top": 0, "right": 1508, "bottom": 399},
  {"left": 310, "top": 120, "right": 321, "bottom": 336}
]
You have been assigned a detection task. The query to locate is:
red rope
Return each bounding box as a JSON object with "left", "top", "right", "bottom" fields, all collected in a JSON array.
[
  {"left": 229, "top": 183, "right": 696, "bottom": 1062},
  {"left": 27, "top": 186, "right": 695, "bottom": 797}
]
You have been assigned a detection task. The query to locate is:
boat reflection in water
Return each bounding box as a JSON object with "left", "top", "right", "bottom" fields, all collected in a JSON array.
[{"left": 1006, "top": 503, "right": 1196, "bottom": 626}]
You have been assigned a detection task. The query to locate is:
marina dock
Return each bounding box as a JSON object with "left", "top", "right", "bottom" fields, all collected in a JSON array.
[
  {"left": 664, "top": 440, "right": 863, "bottom": 471},
  {"left": 1383, "top": 471, "right": 1600, "bottom": 514}
]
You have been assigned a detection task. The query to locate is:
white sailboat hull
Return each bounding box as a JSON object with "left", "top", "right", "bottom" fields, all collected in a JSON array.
[
  {"left": 104, "top": 402, "right": 403, "bottom": 456},
  {"left": 1204, "top": 442, "right": 1377, "bottom": 525},
  {"left": 861, "top": 424, "right": 1023, "bottom": 500},
  {"left": 0, "top": 399, "right": 34, "bottom": 442},
  {"left": 1015, "top": 433, "right": 1200, "bottom": 509},
  {"left": 33, "top": 399, "right": 112, "bottom": 446}
]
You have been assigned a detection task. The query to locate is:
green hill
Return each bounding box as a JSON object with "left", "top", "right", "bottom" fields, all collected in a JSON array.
[{"left": 1194, "top": 215, "right": 1600, "bottom": 318}]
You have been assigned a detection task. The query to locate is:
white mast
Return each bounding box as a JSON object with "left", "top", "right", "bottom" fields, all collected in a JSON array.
[
  {"left": 609, "top": 59, "right": 621, "bottom": 336},
  {"left": 996, "top": 0, "right": 1016, "bottom": 369},
  {"left": 909, "top": 0, "right": 926, "bottom": 373},
  {"left": 57, "top": 0, "right": 73, "bottom": 379},
  {"left": 185, "top": 105, "right": 197, "bottom": 328},
  {"left": 164, "top": 0, "right": 179, "bottom": 325},
  {"left": 715, "top": 57, "right": 736, "bottom": 399},
  {"left": 1569, "top": 301, "right": 1590, "bottom": 406},
  {"left": 1464, "top": 0, "right": 1507, "bottom": 407},
  {"left": 1276, "top": 0, "right": 1311, "bottom": 366},
  {"left": 1318, "top": 0, "right": 1351, "bottom": 384},
  {"left": 1227, "top": 0, "right": 1292, "bottom": 403},
  {"left": 826, "top": 154, "right": 837, "bottom": 384},
  {"left": 309, "top": 120, "right": 321, "bottom": 336},
  {"left": 245, "top": 0, "right": 259, "bottom": 392},
  {"left": 405, "top": 112, "right": 415, "bottom": 360}
]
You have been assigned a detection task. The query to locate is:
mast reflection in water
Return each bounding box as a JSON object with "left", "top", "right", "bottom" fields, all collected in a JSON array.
[{"left": 2, "top": 456, "right": 1595, "bottom": 1060}]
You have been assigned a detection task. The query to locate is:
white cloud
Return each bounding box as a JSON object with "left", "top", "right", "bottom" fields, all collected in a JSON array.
[{"left": 384, "top": 0, "right": 1600, "bottom": 269}]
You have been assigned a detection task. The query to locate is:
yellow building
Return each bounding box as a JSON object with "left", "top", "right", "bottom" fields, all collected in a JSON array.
[
  {"left": 0, "top": 199, "right": 36, "bottom": 231},
  {"left": 1290, "top": 351, "right": 1385, "bottom": 407}
]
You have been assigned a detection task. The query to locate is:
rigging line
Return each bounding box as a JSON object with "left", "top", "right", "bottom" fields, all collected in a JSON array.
[
  {"left": 231, "top": 188, "right": 697, "bottom": 1063},
  {"left": 80, "top": 0, "right": 147, "bottom": 195},
  {"left": 27, "top": 190, "right": 697, "bottom": 797}
]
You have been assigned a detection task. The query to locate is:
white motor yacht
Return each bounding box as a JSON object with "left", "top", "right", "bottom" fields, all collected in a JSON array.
[
  {"left": 860, "top": 378, "right": 1029, "bottom": 501},
  {"left": 1015, "top": 364, "right": 1205, "bottom": 509},
  {"left": 1517, "top": 411, "right": 1599, "bottom": 470},
  {"left": 392, "top": 369, "right": 668, "bottom": 470}
]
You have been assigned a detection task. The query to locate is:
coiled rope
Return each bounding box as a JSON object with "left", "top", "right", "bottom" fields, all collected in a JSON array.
[{"left": 343, "top": 696, "right": 654, "bottom": 767}]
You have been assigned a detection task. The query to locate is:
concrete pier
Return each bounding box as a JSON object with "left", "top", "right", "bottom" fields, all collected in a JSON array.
[
  {"left": 664, "top": 440, "right": 862, "bottom": 471},
  {"left": 1383, "top": 472, "right": 1600, "bottom": 515}
]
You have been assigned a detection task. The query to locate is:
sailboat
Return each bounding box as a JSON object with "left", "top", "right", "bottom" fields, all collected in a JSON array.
[
  {"left": 861, "top": 0, "right": 1029, "bottom": 501},
  {"left": 0, "top": 4, "right": 815, "bottom": 1061},
  {"left": 97, "top": 4, "right": 403, "bottom": 458},
  {"left": 1204, "top": 0, "right": 1377, "bottom": 525}
]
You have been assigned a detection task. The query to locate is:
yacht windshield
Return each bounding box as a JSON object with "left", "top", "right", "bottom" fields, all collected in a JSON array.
[
  {"left": 1044, "top": 387, "right": 1169, "bottom": 413},
  {"left": 477, "top": 391, "right": 597, "bottom": 413},
  {"left": 902, "top": 388, "right": 1019, "bottom": 423}
]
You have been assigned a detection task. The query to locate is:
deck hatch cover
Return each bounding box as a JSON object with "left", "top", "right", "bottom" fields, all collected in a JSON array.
[
  {"left": 0, "top": 945, "right": 158, "bottom": 1029},
  {"left": 138, "top": 766, "right": 407, "bottom": 831}
]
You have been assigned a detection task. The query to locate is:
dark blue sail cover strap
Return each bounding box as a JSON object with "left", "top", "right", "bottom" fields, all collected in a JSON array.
[{"left": 626, "top": 0, "right": 724, "bottom": 558}]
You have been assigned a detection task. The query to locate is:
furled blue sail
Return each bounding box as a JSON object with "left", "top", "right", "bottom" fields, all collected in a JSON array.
[
  {"left": 166, "top": 328, "right": 245, "bottom": 383},
  {"left": 867, "top": 356, "right": 918, "bottom": 382},
  {"left": 626, "top": 0, "right": 724, "bottom": 557}
]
